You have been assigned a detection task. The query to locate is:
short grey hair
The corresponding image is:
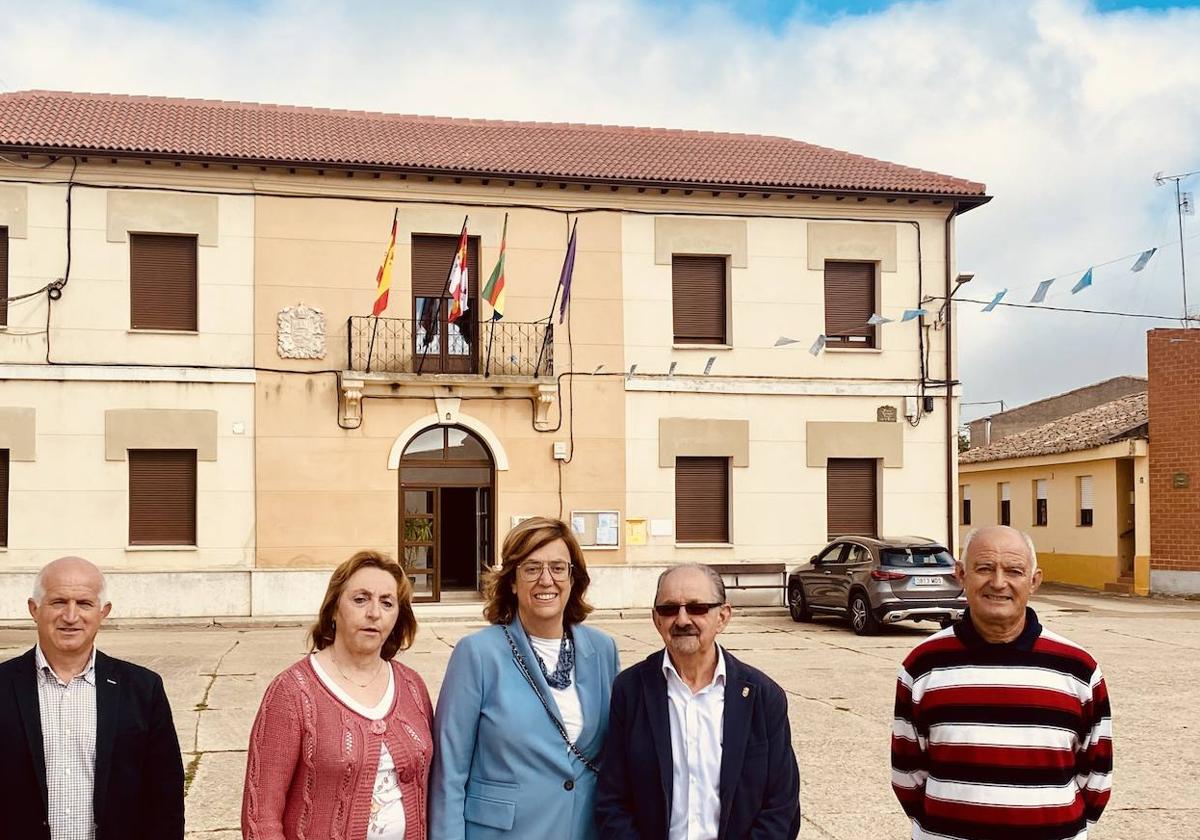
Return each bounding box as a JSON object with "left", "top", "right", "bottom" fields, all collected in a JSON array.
[
  {"left": 30, "top": 558, "right": 110, "bottom": 607},
  {"left": 959, "top": 527, "right": 1038, "bottom": 574},
  {"left": 655, "top": 563, "right": 727, "bottom": 604}
]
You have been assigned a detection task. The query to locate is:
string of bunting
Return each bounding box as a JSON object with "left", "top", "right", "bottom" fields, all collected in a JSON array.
[{"left": 781, "top": 238, "right": 1176, "bottom": 356}]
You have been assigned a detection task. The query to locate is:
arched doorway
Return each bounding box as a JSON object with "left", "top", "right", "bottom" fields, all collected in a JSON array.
[{"left": 399, "top": 425, "right": 494, "bottom": 602}]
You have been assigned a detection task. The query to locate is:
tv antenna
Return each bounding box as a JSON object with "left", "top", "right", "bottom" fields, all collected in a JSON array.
[{"left": 1155, "top": 168, "right": 1200, "bottom": 327}]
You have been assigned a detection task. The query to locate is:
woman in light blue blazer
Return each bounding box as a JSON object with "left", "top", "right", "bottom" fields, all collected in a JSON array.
[{"left": 430, "top": 516, "right": 620, "bottom": 840}]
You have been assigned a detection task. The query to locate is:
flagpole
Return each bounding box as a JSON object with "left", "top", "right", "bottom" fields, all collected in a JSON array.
[
  {"left": 365, "top": 208, "right": 398, "bottom": 374},
  {"left": 417, "top": 215, "right": 469, "bottom": 375},
  {"left": 483, "top": 213, "right": 507, "bottom": 379},
  {"left": 534, "top": 217, "right": 576, "bottom": 378}
]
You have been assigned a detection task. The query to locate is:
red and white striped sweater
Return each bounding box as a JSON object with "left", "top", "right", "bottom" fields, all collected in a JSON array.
[{"left": 891, "top": 609, "right": 1112, "bottom": 840}]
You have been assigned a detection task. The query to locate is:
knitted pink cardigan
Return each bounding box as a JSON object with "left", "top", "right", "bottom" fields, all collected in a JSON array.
[{"left": 241, "top": 656, "right": 434, "bottom": 840}]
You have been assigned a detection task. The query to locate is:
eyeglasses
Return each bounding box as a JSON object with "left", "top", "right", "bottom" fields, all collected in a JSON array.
[
  {"left": 517, "top": 561, "right": 573, "bottom": 581},
  {"left": 653, "top": 602, "right": 723, "bottom": 618}
]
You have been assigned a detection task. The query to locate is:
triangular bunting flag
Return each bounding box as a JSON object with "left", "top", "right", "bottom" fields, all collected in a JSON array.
[
  {"left": 1070, "top": 268, "right": 1093, "bottom": 294},
  {"left": 809, "top": 335, "right": 826, "bottom": 356},
  {"left": 1030, "top": 279, "right": 1054, "bottom": 303},
  {"left": 900, "top": 309, "right": 929, "bottom": 322},
  {"left": 1130, "top": 248, "right": 1156, "bottom": 273},
  {"left": 774, "top": 336, "right": 800, "bottom": 347},
  {"left": 867, "top": 313, "right": 892, "bottom": 326},
  {"left": 982, "top": 289, "right": 1007, "bottom": 312}
]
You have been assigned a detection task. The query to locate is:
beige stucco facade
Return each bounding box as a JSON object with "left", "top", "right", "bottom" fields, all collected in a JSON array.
[
  {"left": 958, "top": 440, "right": 1150, "bottom": 592},
  {"left": 2, "top": 153, "right": 967, "bottom": 616}
]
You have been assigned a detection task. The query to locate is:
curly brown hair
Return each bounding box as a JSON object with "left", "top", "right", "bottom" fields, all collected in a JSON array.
[
  {"left": 483, "top": 516, "right": 593, "bottom": 627},
  {"left": 308, "top": 550, "right": 417, "bottom": 659}
]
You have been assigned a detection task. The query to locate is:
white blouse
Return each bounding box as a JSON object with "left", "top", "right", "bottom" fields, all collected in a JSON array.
[
  {"left": 528, "top": 634, "right": 584, "bottom": 744},
  {"left": 310, "top": 655, "right": 406, "bottom": 839}
]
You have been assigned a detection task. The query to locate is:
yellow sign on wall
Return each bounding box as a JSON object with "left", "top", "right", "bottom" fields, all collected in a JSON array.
[{"left": 626, "top": 518, "right": 648, "bottom": 546}]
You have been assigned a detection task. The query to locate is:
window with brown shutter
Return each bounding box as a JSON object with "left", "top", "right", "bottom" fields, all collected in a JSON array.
[
  {"left": 824, "top": 261, "right": 876, "bottom": 348},
  {"left": 675, "top": 456, "right": 730, "bottom": 543},
  {"left": 0, "top": 226, "right": 9, "bottom": 326},
  {"left": 827, "top": 458, "right": 877, "bottom": 539},
  {"left": 672, "top": 255, "right": 727, "bottom": 344},
  {"left": 0, "top": 450, "right": 9, "bottom": 547},
  {"left": 411, "top": 234, "right": 481, "bottom": 373},
  {"left": 130, "top": 233, "right": 197, "bottom": 331},
  {"left": 129, "top": 449, "right": 196, "bottom": 545}
]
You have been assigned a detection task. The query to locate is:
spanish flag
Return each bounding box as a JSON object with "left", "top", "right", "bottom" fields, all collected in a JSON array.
[
  {"left": 372, "top": 210, "right": 397, "bottom": 317},
  {"left": 483, "top": 214, "right": 507, "bottom": 321}
]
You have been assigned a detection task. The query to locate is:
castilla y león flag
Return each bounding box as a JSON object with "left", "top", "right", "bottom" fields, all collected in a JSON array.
[
  {"left": 448, "top": 223, "right": 470, "bottom": 323},
  {"left": 371, "top": 210, "right": 398, "bottom": 316}
]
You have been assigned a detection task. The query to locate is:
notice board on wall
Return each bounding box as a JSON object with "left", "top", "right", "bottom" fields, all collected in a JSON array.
[{"left": 570, "top": 510, "right": 620, "bottom": 548}]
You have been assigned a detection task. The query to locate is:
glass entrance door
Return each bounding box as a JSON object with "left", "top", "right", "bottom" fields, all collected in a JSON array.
[
  {"left": 401, "top": 488, "right": 438, "bottom": 601},
  {"left": 399, "top": 425, "right": 495, "bottom": 603}
]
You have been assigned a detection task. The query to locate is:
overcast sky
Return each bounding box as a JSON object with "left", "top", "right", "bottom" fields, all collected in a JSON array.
[{"left": 3, "top": 0, "right": 1198, "bottom": 421}]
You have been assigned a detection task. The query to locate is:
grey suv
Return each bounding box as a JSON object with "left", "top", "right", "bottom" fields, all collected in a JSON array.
[{"left": 787, "top": 536, "right": 965, "bottom": 635}]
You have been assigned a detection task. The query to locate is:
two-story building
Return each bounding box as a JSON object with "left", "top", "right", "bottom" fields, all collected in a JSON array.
[{"left": 0, "top": 90, "right": 988, "bottom": 617}]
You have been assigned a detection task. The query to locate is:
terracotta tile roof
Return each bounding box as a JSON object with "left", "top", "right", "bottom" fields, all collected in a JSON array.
[
  {"left": 0, "top": 90, "right": 988, "bottom": 198},
  {"left": 960, "top": 393, "right": 1148, "bottom": 464}
]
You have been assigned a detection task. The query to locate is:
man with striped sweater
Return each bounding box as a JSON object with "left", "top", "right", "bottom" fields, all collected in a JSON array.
[{"left": 891, "top": 526, "right": 1113, "bottom": 840}]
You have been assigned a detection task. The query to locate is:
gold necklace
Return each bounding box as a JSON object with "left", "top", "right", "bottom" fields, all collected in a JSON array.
[{"left": 330, "top": 653, "right": 384, "bottom": 688}]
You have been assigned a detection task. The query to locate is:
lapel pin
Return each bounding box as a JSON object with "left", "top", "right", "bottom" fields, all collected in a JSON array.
[
  {"left": 106, "top": 679, "right": 117, "bottom": 685},
  {"left": 742, "top": 687, "right": 750, "bottom": 698}
]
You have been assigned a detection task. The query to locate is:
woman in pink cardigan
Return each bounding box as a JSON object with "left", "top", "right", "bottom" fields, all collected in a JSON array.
[{"left": 242, "top": 551, "right": 433, "bottom": 840}]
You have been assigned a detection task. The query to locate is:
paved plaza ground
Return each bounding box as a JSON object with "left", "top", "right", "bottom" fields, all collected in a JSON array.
[{"left": 2, "top": 586, "right": 1197, "bottom": 838}]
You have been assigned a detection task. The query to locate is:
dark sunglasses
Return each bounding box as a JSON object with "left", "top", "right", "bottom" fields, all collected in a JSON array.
[{"left": 653, "top": 602, "right": 723, "bottom": 617}]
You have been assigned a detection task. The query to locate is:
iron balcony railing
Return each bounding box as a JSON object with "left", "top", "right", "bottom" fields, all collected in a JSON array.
[{"left": 347, "top": 315, "right": 554, "bottom": 377}]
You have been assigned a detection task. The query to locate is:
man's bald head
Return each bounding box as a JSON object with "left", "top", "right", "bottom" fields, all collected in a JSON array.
[
  {"left": 32, "top": 556, "right": 109, "bottom": 607},
  {"left": 960, "top": 526, "right": 1038, "bottom": 575}
]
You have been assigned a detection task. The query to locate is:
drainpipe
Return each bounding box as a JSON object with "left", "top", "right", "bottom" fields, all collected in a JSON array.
[{"left": 944, "top": 204, "right": 961, "bottom": 555}]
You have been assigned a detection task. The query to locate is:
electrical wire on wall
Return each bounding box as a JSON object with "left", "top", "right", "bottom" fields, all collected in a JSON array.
[{"left": 2, "top": 161, "right": 985, "bottom": 454}]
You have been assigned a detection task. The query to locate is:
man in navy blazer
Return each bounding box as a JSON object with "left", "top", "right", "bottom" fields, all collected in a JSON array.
[
  {"left": 0, "top": 556, "right": 184, "bottom": 840},
  {"left": 596, "top": 563, "right": 801, "bottom": 839}
]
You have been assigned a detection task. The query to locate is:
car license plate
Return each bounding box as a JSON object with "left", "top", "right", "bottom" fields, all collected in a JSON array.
[{"left": 912, "top": 576, "right": 944, "bottom": 586}]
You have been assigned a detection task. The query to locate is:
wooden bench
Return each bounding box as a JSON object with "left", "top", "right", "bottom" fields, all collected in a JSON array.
[{"left": 708, "top": 562, "right": 788, "bottom": 592}]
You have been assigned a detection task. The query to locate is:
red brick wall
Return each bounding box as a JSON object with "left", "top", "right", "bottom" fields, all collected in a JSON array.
[{"left": 1147, "top": 328, "right": 1200, "bottom": 572}]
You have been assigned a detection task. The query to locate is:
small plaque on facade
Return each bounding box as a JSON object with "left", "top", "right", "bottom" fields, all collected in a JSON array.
[
  {"left": 1173, "top": 472, "right": 1190, "bottom": 489},
  {"left": 877, "top": 405, "right": 898, "bottom": 423},
  {"left": 277, "top": 303, "right": 327, "bottom": 360}
]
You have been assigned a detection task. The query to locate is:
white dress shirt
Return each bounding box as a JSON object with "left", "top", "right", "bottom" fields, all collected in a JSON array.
[
  {"left": 663, "top": 646, "right": 726, "bottom": 840},
  {"left": 35, "top": 644, "right": 98, "bottom": 840}
]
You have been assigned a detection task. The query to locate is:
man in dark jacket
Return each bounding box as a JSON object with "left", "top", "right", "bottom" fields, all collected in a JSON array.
[
  {"left": 596, "top": 563, "right": 801, "bottom": 839},
  {"left": 0, "top": 555, "right": 184, "bottom": 840}
]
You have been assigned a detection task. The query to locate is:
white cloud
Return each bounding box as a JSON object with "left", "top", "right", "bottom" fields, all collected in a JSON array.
[{"left": 3, "top": 0, "right": 1198, "bottom": 415}]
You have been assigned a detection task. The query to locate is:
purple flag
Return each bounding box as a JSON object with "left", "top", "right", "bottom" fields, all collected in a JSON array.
[{"left": 557, "top": 222, "right": 579, "bottom": 324}]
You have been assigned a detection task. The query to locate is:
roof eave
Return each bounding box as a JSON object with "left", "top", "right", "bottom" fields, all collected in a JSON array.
[{"left": 0, "top": 143, "right": 991, "bottom": 204}]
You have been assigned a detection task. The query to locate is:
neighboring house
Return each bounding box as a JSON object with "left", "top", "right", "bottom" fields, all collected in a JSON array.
[
  {"left": 0, "top": 90, "right": 988, "bottom": 617},
  {"left": 959, "top": 393, "right": 1149, "bottom": 593},
  {"left": 967, "top": 375, "right": 1146, "bottom": 449}
]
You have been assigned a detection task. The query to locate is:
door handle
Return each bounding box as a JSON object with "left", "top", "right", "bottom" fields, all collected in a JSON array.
[
  {"left": 823, "top": 570, "right": 832, "bottom": 575},
  {"left": 845, "top": 570, "right": 854, "bottom": 576}
]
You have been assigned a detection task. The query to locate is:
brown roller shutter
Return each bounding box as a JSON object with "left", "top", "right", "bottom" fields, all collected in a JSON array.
[
  {"left": 0, "top": 226, "right": 8, "bottom": 326},
  {"left": 824, "top": 261, "right": 876, "bottom": 347},
  {"left": 827, "top": 458, "right": 877, "bottom": 539},
  {"left": 672, "top": 255, "right": 727, "bottom": 344},
  {"left": 130, "top": 234, "right": 197, "bottom": 331},
  {"left": 129, "top": 450, "right": 196, "bottom": 546},
  {"left": 676, "top": 456, "right": 730, "bottom": 543},
  {"left": 0, "top": 450, "right": 8, "bottom": 547},
  {"left": 411, "top": 234, "right": 481, "bottom": 298}
]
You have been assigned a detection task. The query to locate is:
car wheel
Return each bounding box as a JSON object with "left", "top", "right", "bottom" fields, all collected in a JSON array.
[
  {"left": 788, "top": 584, "right": 811, "bottom": 622},
  {"left": 849, "top": 592, "right": 880, "bottom": 636}
]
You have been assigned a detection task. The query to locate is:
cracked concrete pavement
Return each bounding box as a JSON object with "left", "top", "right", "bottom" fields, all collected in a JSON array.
[{"left": 1, "top": 586, "right": 1196, "bottom": 838}]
